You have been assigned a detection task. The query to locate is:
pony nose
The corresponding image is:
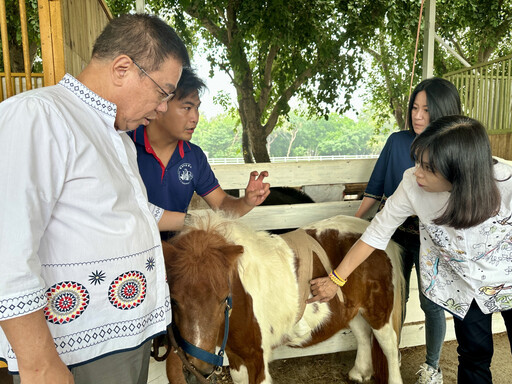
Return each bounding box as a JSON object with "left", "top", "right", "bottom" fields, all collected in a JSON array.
[
  {"left": 188, "top": 355, "right": 216, "bottom": 376},
  {"left": 183, "top": 362, "right": 215, "bottom": 384}
]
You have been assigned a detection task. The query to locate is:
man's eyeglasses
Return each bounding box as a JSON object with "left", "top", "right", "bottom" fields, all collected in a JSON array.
[{"left": 131, "top": 59, "right": 175, "bottom": 103}]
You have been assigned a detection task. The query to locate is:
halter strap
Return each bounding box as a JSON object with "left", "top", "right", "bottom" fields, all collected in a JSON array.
[{"left": 172, "top": 295, "right": 232, "bottom": 368}]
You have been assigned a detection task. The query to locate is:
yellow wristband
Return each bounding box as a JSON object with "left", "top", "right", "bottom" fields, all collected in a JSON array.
[
  {"left": 332, "top": 270, "right": 346, "bottom": 285},
  {"left": 329, "top": 271, "right": 346, "bottom": 287}
]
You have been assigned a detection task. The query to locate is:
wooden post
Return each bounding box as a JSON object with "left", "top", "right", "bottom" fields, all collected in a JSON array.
[
  {"left": 0, "top": 0, "right": 13, "bottom": 97},
  {"left": 49, "top": 0, "right": 65, "bottom": 82},
  {"left": 19, "top": 0, "right": 33, "bottom": 90},
  {"left": 422, "top": 0, "right": 435, "bottom": 80},
  {"left": 38, "top": 0, "right": 65, "bottom": 86}
]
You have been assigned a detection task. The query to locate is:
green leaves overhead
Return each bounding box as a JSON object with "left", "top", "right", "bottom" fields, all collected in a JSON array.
[
  {"left": 106, "top": 0, "right": 512, "bottom": 161},
  {"left": 107, "top": 0, "right": 367, "bottom": 162}
]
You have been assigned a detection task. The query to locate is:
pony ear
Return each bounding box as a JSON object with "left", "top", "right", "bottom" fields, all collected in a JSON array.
[{"left": 220, "top": 244, "right": 244, "bottom": 267}]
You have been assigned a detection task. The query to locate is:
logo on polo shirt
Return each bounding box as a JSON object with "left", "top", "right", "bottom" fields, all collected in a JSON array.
[{"left": 178, "top": 163, "right": 194, "bottom": 185}]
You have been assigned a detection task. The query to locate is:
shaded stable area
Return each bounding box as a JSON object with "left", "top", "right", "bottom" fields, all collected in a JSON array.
[
  {"left": 0, "top": 332, "right": 508, "bottom": 383},
  {"left": 1, "top": 1, "right": 512, "bottom": 382}
]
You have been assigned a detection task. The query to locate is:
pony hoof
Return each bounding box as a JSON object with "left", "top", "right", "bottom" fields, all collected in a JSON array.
[{"left": 348, "top": 368, "right": 372, "bottom": 383}]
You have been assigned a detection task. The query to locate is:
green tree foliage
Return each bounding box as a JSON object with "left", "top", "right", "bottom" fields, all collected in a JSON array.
[
  {"left": 105, "top": 0, "right": 512, "bottom": 157},
  {"left": 107, "top": 0, "right": 366, "bottom": 163},
  {"left": 0, "top": 0, "right": 40, "bottom": 72},
  {"left": 357, "top": 0, "right": 512, "bottom": 131},
  {"left": 193, "top": 110, "right": 388, "bottom": 159},
  {"left": 192, "top": 114, "right": 243, "bottom": 158},
  {"left": 437, "top": 0, "right": 512, "bottom": 65}
]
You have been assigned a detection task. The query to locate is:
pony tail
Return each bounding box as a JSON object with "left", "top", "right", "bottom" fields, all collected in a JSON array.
[{"left": 371, "top": 339, "right": 388, "bottom": 384}]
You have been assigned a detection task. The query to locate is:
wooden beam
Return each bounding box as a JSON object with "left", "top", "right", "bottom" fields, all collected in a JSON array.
[
  {"left": 0, "top": 0, "right": 13, "bottom": 97},
  {"left": 422, "top": 0, "right": 435, "bottom": 79},
  {"left": 38, "top": 0, "right": 65, "bottom": 86},
  {"left": 49, "top": 0, "right": 65, "bottom": 82},
  {"left": 136, "top": 0, "right": 145, "bottom": 13},
  {"left": 210, "top": 159, "right": 377, "bottom": 190},
  {"left": 38, "top": 0, "right": 56, "bottom": 86},
  {"left": 19, "top": 0, "right": 33, "bottom": 90}
]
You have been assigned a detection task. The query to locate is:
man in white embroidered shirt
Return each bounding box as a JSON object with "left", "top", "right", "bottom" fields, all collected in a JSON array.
[{"left": 0, "top": 14, "right": 189, "bottom": 384}]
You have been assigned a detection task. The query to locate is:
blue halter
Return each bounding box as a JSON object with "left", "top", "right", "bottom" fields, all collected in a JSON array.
[{"left": 172, "top": 295, "right": 232, "bottom": 369}]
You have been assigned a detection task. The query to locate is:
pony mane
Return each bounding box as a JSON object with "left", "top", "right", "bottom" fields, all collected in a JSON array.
[
  {"left": 168, "top": 212, "right": 242, "bottom": 298},
  {"left": 182, "top": 210, "right": 240, "bottom": 236},
  {"left": 178, "top": 210, "right": 283, "bottom": 285},
  {"left": 183, "top": 210, "right": 267, "bottom": 250}
]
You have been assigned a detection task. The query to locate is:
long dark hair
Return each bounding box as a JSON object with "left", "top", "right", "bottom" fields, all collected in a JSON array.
[
  {"left": 411, "top": 115, "right": 500, "bottom": 229},
  {"left": 407, "top": 78, "right": 462, "bottom": 133}
]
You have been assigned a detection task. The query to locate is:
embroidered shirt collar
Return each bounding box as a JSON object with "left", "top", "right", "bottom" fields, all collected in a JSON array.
[{"left": 59, "top": 73, "right": 117, "bottom": 118}]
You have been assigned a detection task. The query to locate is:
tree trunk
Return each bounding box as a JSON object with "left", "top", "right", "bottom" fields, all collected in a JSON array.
[
  {"left": 247, "top": 121, "right": 270, "bottom": 162},
  {"left": 391, "top": 98, "right": 406, "bottom": 130},
  {"left": 286, "top": 128, "right": 299, "bottom": 157},
  {"left": 242, "top": 128, "right": 253, "bottom": 163},
  {"left": 7, "top": 42, "right": 38, "bottom": 72},
  {"left": 237, "top": 85, "right": 271, "bottom": 163}
]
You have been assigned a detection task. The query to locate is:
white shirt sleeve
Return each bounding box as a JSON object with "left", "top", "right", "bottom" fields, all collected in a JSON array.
[
  {"left": 148, "top": 203, "right": 164, "bottom": 223},
  {"left": 361, "top": 168, "right": 416, "bottom": 250},
  {"left": 0, "top": 95, "right": 70, "bottom": 319}
]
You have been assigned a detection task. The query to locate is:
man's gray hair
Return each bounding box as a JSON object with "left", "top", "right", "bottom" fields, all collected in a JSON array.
[{"left": 92, "top": 14, "right": 190, "bottom": 72}]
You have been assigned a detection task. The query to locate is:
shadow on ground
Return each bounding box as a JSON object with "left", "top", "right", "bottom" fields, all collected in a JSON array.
[
  {"left": 0, "top": 332, "right": 509, "bottom": 383},
  {"left": 216, "top": 332, "right": 510, "bottom": 384}
]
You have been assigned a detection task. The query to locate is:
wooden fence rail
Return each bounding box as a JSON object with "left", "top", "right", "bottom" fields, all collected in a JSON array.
[{"left": 0, "top": 72, "right": 44, "bottom": 100}]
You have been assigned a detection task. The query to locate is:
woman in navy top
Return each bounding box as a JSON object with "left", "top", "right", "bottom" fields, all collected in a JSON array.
[{"left": 355, "top": 78, "right": 461, "bottom": 384}]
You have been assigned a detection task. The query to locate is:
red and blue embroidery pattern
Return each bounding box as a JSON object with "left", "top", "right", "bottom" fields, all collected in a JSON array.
[
  {"left": 44, "top": 281, "right": 90, "bottom": 324},
  {"left": 108, "top": 271, "right": 147, "bottom": 310}
]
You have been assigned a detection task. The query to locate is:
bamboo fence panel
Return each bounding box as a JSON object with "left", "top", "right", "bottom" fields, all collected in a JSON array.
[
  {"left": 61, "top": 0, "right": 111, "bottom": 77},
  {"left": 0, "top": 0, "right": 111, "bottom": 102},
  {"left": 0, "top": 0, "right": 12, "bottom": 98},
  {"left": 19, "top": 0, "right": 32, "bottom": 90},
  {"left": 1, "top": 72, "right": 44, "bottom": 98},
  {"left": 445, "top": 55, "right": 512, "bottom": 159}
]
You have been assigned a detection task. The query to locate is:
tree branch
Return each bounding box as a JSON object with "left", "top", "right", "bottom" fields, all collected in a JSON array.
[
  {"left": 185, "top": 4, "right": 228, "bottom": 46},
  {"left": 364, "top": 47, "right": 382, "bottom": 61},
  {"left": 215, "top": 6, "right": 226, "bottom": 25},
  {"left": 217, "top": 61, "right": 235, "bottom": 83},
  {"left": 478, "top": 16, "right": 512, "bottom": 62},
  {"left": 448, "top": 38, "right": 470, "bottom": 64},
  {"left": 258, "top": 45, "right": 280, "bottom": 115},
  {"left": 263, "top": 65, "right": 314, "bottom": 136}
]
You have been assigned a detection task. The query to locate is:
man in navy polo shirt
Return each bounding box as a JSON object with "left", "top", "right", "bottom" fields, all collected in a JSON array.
[{"left": 128, "top": 67, "right": 270, "bottom": 237}]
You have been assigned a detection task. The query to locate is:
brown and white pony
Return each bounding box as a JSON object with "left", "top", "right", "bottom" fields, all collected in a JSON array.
[{"left": 162, "top": 211, "right": 404, "bottom": 384}]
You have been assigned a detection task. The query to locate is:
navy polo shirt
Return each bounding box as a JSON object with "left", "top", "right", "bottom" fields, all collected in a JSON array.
[
  {"left": 364, "top": 130, "right": 416, "bottom": 200},
  {"left": 128, "top": 126, "right": 220, "bottom": 212}
]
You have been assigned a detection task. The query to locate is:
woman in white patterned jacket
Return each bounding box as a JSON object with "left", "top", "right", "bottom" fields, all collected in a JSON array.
[{"left": 309, "top": 115, "right": 512, "bottom": 384}]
